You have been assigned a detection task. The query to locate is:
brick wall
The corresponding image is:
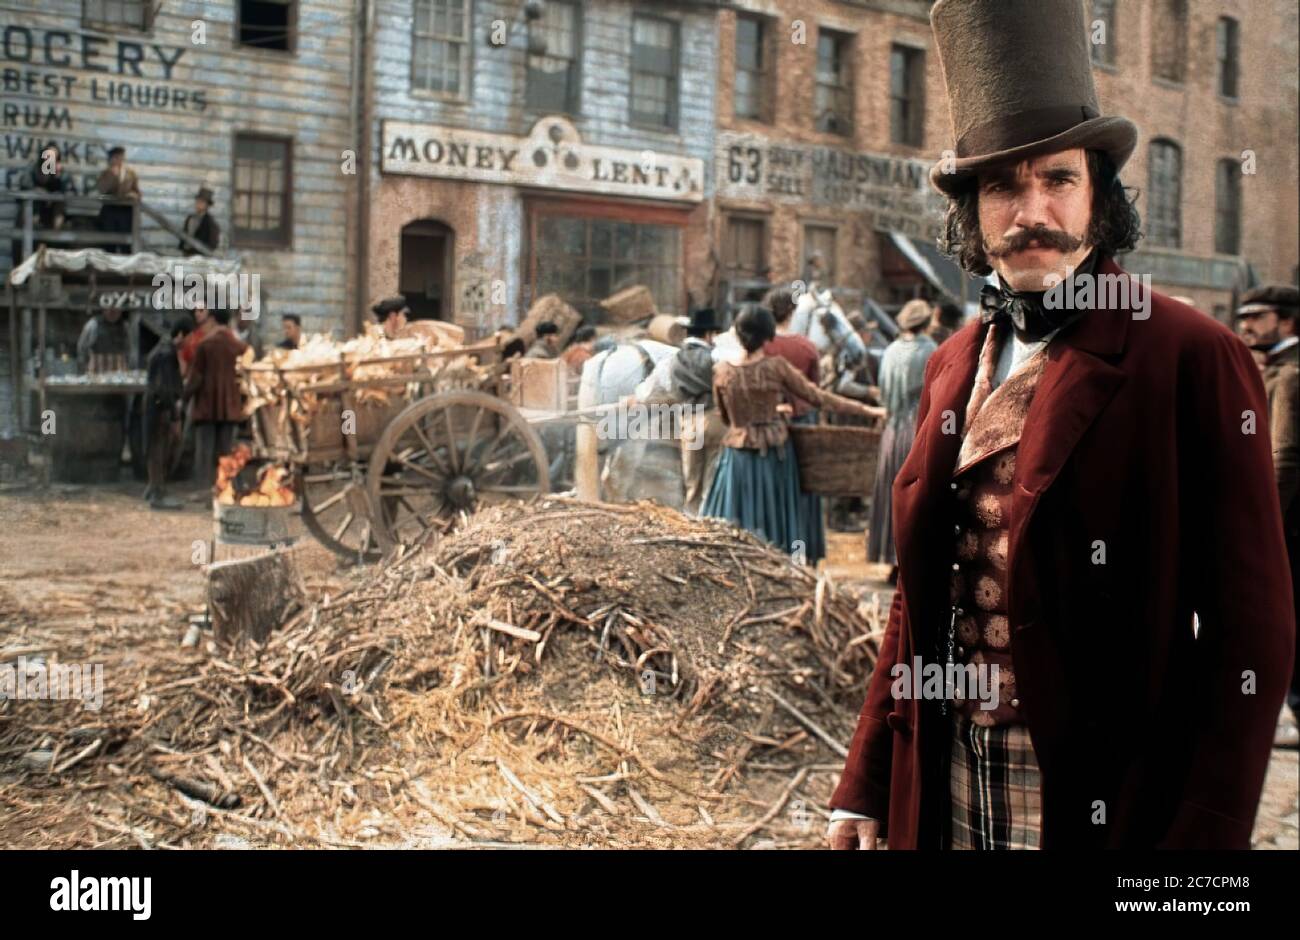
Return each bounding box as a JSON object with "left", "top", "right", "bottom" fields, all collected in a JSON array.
[{"left": 712, "top": 0, "right": 1299, "bottom": 311}]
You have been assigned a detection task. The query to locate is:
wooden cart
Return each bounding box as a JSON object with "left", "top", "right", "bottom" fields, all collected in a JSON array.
[{"left": 243, "top": 338, "right": 551, "bottom": 561}]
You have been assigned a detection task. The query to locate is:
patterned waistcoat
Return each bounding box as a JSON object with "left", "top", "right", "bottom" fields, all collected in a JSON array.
[{"left": 947, "top": 325, "right": 1049, "bottom": 726}]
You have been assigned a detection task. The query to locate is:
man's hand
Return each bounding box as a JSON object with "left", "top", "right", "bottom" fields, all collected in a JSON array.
[{"left": 826, "top": 817, "right": 881, "bottom": 850}]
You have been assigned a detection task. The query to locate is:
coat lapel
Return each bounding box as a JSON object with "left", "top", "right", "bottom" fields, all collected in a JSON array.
[
  {"left": 893, "top": 322, "right": 984, "bottom": 639},
  {"left": 1007, "top": 257, "right": 1135, "bottom": 591}
]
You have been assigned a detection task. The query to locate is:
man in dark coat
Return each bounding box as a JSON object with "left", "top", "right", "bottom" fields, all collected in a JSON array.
[
  {"left": 1236, "top": 284, "right": 1300, "bottom": 743},
  {"left": 143, "top": 319, "right": 192, "bottom": 509},
  {"left": 185, "top": 307, "right": 249, "bottom": 491},
  {"left": 828, "top": 0, "right": 1294, "bottom": 850},
  {"left": 179, "top": 187, "right": 221, "bottom": 254}
]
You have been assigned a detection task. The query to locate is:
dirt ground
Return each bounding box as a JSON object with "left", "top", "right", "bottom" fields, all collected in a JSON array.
[{"left": 0, "top": 483, "right": 1295, "bottom": 849}]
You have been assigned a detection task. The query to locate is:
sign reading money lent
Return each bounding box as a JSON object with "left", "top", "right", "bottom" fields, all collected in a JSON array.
[{"left": 381, "top": 116, "right": 704, "bottom": 203}]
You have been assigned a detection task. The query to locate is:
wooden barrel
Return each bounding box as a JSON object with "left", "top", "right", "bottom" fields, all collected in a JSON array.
[
  {"left": 211, "top": 501, "right": 295, "bottom": 562},
  {"left": 48, "top": 392, "right": 126, "bottom": 483},
  {"left": 789, "top": 424, "right": 881, "bottom": 496}
]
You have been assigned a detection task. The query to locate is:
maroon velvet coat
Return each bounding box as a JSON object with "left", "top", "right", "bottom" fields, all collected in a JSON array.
[{"left": 831, "top": 257, "right": 1296, "bottom": 849}]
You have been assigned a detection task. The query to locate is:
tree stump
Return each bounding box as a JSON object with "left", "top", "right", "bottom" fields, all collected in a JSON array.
[{"left": 206, "top": 547, "right": 304, "bottom": 646}]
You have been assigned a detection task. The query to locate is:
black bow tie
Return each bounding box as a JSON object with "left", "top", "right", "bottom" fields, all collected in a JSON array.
[{"left": 978, "top": 251, "right": 1100, "bottom": 343}]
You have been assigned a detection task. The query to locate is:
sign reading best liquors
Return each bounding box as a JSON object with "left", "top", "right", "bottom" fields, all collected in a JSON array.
[{"left": 381, "top": 116, "right": 704, "bottom": 203}]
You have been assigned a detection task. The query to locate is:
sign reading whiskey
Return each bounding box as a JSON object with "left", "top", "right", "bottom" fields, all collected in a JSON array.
[
  {"left": 381, "top": 117, "right": 704, "bottom": 204},
  {"left": 716, "top": 131, "right": 947, "bottom": 240}
]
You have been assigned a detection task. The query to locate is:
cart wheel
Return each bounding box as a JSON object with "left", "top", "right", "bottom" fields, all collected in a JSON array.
[
  {"left": 365, "top": 390, "right": 550, "bottom": 551},
  {"left": 299, "top": 461, "right": 383, "bottom": 562}
]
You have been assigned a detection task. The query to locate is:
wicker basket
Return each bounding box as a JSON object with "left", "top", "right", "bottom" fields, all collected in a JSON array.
[{"left": 789, "top": 424, "right": 881, "bottom": 496}]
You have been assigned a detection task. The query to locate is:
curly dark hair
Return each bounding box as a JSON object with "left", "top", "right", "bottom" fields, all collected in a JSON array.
[{"left": 938, "top": 150, "right": 1143, "bottom": 277}]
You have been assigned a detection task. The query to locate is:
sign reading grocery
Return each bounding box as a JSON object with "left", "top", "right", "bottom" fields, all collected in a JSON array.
[
  {"left": 381, "top": 116, "right": 704, "bottom": 203},
  {"left": 715, "top": 131, "right": 947, "bottom": 240}
]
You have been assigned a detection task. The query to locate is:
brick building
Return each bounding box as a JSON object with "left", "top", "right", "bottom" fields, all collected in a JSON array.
[
  {"left": 360, "top": 0, "right": 721, "bottom": 336},
  {"left": 710, "top": 0, "right": 1299, "bottom": 320}
]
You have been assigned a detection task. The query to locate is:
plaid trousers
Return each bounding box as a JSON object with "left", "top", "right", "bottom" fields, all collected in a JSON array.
[{"left": 948, "top": 709, "right": 1042, "bottom": 849}]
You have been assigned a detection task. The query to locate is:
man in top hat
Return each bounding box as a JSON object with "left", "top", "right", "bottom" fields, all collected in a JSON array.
[
  {"left": 630, "top": 307, "right": 725, "bottom": 514},
  {"left": 180, "top": 187, "right": 221, "bottom": 254},
  {"left": 1236, "top": 284, "right": 1300, "bottom": 744},
  {"left": 96, "top": 145, "right": 140, "bottom": 254},
  {"left": 828, "top": 0, "right": 1294, "bottom": 850}
]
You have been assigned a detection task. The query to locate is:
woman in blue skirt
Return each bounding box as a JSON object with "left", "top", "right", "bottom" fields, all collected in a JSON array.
[{"left": 702, "top": 306, "right": 884, "bottom": 563}]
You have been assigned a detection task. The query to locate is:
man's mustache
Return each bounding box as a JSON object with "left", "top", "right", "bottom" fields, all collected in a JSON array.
[{"left": 985, "top": 225, "right": 1084, "bottom": 257}]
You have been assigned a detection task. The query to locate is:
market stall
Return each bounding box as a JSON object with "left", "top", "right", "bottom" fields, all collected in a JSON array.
[{"left": 5, "top": 247, "right": 244, "bottom": 482}]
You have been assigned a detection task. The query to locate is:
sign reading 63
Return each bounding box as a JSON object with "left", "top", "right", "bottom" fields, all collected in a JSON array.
[{"left": 727, "top": 145, "right": 762, "bottom": 184}]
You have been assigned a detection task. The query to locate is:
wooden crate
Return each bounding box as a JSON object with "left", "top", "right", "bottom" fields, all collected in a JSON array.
[{"left": 509, "top": 358, "right": 569, "bottom": 411}]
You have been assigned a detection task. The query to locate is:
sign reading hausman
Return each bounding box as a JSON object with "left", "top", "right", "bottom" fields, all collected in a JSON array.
[
  {"left": 381, "top": 116, "right": 704, "bottom": 204},
  {"left": 716, "top": 131, "right": 947, "bottom": 241}
]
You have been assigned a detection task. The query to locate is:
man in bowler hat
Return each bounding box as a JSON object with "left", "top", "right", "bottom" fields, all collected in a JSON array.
[{"left": 180, "top": 187, "right": 222, "bottom": 254}]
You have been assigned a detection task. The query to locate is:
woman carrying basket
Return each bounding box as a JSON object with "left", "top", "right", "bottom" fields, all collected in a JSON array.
[{"left": 702, "top": 306, "right": 884, "bottom": 563}]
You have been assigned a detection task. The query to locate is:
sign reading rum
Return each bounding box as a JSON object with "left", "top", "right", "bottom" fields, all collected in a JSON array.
[{"left": 381, "top": 116, "right": 704, "bottom": 204}]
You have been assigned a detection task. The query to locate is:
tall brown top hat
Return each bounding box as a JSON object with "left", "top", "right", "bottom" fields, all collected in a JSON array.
[{"left": 928, "top": 0, "right": 1138, "bottom": 196}]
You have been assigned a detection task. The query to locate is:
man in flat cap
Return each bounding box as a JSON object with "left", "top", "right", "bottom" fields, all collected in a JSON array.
[
  {"left": 525, "top": 321, "right": 561, "bottom": 359},
  {"left": 1236, "top": 284, "right": 1300, "bottom": 744},
  {"left": 829, "top": 0, "right": 1294, "bottom": 850}
]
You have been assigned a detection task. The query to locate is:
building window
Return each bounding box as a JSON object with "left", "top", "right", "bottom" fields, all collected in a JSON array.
[
  {"left": 1147, "top": 139, "right": 1182, "bottom": 249},
  {"left": 232, "top": 134, "right": 292, "bottom": 248},
  {"left": 82, "top": 0, "right": 150, "bottom": 31},
  {"left": 889, "top": 44, "right": 925, "bottom": 147},
  {"left": 1089, "top": 0, "right": 1117, "bottom": 67},
  {"left": 527, "top": 0, "right": 580, "bottom": 114},
  {"left": 814, "top": 29, "right": 853, "bottom": 136},
  {"left": 804, "top": 224, "right": 838, "bottom": 283},
  {"left": 532, "top": 213, "right": 682, "bottom": 315},
  {"left": 723, "top": 215, "right": 767, "bottom": 281},
  {"left": 1217, "top": 17, "right": 1239, "bottom": 99},
  {"left": 630, "top": 16, "right": 679, "bottom": 130},
  {"left": 734, "top": 14, "right": 771, "bottom": 122},
  {"left": 1151, "top": 0, "right": 1187, "bottom": 83},
  {"left": 412, "top": 0, "right": 471, "bottom": 97},
  {"left": 1215, "top": 159, "right": 1242, "bottom": 255},
  {"left": 238, "top": 1, "right": 296, "bottom": 53}
]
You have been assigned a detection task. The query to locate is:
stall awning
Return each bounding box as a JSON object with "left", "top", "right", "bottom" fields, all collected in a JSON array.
[
  {"left": 8, "top": 247, "right": 241, "bottom": 287},
  {"left": 885, "top": 231, "right": 992, "bottom": 308}
]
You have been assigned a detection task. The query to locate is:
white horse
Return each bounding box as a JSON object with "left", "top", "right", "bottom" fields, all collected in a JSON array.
[
  {"left": 577, "top": 339, "right": 685, "bottom": 508},
  {"left": 788, "top": 286, "right": 868, "bottom": 368},
  {"left": 577, "top": 339, "right": 679, "bottom": 406},
  {"left": 713, "top": 285, "right": 868, "bottom": 370}
]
